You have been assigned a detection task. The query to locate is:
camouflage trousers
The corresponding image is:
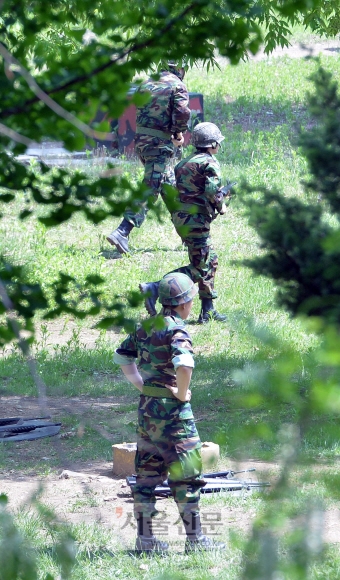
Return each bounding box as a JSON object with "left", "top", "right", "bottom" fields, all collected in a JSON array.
[
  {"left": 133, "top": 395, "right": 203, "bottom": 526},
  {"left": 171, "top": 211, "right": 218, "bottom": 300},
  {"left": 124, "top": 143, "right": 176, "bottom": 228}
]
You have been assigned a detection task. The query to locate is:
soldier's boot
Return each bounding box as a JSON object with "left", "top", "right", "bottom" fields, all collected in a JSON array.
[
  {"left": 197, "top": 298, "right": 227, "bottom": 324},
  {"left": 139, "top": 281, "right": 160, "bottom": 316},
  {"left": 135, "top": 515, "right": 169, "bottom": 554},
  {"left": 107, "top": 218, "right": 134, "bottom": 254},
  {"left": 181, "top": 512, "right": 226, "bottom": 553}
]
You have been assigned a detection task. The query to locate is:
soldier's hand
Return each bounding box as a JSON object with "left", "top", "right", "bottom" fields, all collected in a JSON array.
[
  {"left": 220, "top": 202, "right": 228, "bottom": 215},
  {"left": 172, "top": 132, "right": 184, "bottom": 147},
  {"left": 165, "top": 385, "right": 191, "bottom": 402}
]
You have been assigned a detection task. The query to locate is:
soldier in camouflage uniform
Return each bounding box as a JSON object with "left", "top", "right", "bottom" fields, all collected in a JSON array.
[
  {"left": 107, "top": 61, "right": 190, "bottom": 254},
  {"left": 140, "top": 122, "right": 231, "bottom": 323},
  {"left": 114, "top": 273, "right": 225, "bottom": 554}
]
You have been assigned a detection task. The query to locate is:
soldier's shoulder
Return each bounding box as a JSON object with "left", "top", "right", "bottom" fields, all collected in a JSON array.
[
  {"left": 208, "top": 155, "right": 221, "bottom": 170},
  {"left": 138, "top": 75, "right": 167, "bottom": 91},
  {"left": 184, "top": 151, "right": 208, "bottom": 166},
  {"left": 164, "top": 71, "right": 188, "bottom": 90},
  {"left": 168, "top": 317, "right": 192, "bottom": 340}
]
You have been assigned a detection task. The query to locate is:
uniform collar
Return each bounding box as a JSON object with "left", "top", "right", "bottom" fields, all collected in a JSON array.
[
  {"left": 161, "top": 307, "right": 184, "bottom": 320},
  {"left": 195, "top": 148, "right": 213, "bottom": 157}
]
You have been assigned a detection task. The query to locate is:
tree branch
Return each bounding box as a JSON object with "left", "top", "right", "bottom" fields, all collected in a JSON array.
[
  {"left": 0, "top": 122, "right": 34, "bottom": 146},
  {"left": 0, "top": 1, "right": 200, "bottom": 120},
  {"left": 0, "top": 43, "right": 114, "bottom": 141}
]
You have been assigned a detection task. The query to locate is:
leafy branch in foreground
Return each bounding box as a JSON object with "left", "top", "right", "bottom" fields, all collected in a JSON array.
[
  {"left": 240, "top": 67, "right": 340, "bottom": 328},
  {"left": 0, "top": 493, "right": 76, "bottom": 580},
  {"left": 232, "top": 65, "right": 340, "bottom": 578}
]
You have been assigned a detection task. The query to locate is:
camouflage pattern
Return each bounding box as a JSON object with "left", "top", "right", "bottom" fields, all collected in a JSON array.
[
  {"left": 124, "top": 71, "right": 190, "bottom": 228},
  {"left": 159, "top": 272, "right": 198, "bottom": 306},
  {"left": 124, "top": 148, "right": 176, "bottom": 228},
  {"left": 134, "top": 395, "right": 204, "bottom": 523},
  {"left": 114, "top": 306, "right": 203, "bottom": 526},
  {"left": 135, "top": 71, "right": 190, "bottom": 135},
  {"left": 170, "top": 232, "right": 219, "bottom": 299},
  {"left": 175, "top": 150, "right": 224, "bottom": 213},
  {"left": 167, "top": 150, "right": 224, "bottom": 299},
  {"left": 115, "top": 308, "right": 194, "bottom": 390},
  {"left": 191, "top": 122, "right": 225, "bottom": 148}
]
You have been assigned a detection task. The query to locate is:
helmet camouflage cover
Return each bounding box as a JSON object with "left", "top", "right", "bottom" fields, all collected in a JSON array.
[
  {"left": 159, "top": 273, "right": 198, "bottom": 306},
  {"left": 164, "top": 59, "right": 187, "bottom": 80},
  {"left": 191, "top": 122, "right": 225, "bottom": 148}
]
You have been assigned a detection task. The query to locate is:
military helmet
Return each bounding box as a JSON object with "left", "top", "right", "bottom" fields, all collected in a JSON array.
[
  {"left": 191, "top": 122, "right": 225, "bottom": 148},
  {"left": 159, "top": 273, "right": 198, "bottom": 306},
  {"left": 162, "top": 58, "right": 188, "bottom": 80},
  {"left": 167, "top": 58, "right": 188, "bottom": 69}
]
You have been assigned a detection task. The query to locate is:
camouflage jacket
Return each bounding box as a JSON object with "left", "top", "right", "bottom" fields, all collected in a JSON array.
[
  {"left": 174, "top": 150, "right": 224, "bottom": 215},
  {"left": 135, "top": 71, "right": 190, "bottom": 137},
  {"left": 114, "top": 308, "right": 194, "bottom": 390}
]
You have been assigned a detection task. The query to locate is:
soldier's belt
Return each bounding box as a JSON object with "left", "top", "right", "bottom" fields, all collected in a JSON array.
[
  {"left": 142, "top": 385, "right": 177, "bottom": 399},
  {"left": 136, "top": 126, "right": 172, "bottom": 140}
]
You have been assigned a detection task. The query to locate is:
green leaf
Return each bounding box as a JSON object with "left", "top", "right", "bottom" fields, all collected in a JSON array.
[
  {"left": 0, "top": 494, "right": 8, "bottom": 506},
  {"left": 130, "top": 91, "right": 152, "bottom": 107},
  {"left": 94, "top": 317, "right": 121, "bottom": 329}
]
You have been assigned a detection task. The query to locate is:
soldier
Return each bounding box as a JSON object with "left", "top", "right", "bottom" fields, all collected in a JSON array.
[
  {"left": 113, "top": 272, "right": 226, "bottom": 554},
  {"left": 107, "top": 60, "right": 190, "bottom": 254},
  {"left": 140, "top": 122, "right": 230, "bottom": 324}
]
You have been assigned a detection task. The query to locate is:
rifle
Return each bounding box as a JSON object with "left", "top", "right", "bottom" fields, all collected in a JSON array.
[
  {"left": 210, "top": 182, "right": 237, "bottom": 220},
  {"left": 0, "top": 416, "right": 61, "bottom": 441},
  {"left": 126, "top": 468, "right": 270, "bottom": 497},
  {"left": 202, "top": 468, "right": 256, "bottom": 479},
  {"left": 221, "top": 182, "right": 237, "bottom": 197}
]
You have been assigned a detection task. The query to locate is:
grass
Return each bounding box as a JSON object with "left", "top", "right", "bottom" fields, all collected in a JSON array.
[{"left": 2, "top": 33, "right": 340, "bottom": 579}]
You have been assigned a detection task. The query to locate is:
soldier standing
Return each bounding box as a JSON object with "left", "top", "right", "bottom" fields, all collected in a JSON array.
[
  {"left": 140, "top": 122, "right": 230, "bottom": 324},
  {"left": 113, "top": 272, "right": 225, "bottom": 553},
  {"left": 107, "top": 61, "right": 190, "bottom": 254}
]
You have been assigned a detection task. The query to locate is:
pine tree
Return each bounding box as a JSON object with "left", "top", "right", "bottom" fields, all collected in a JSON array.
[{"left": 242, "top": 67, "right": 340, "bottom": 327}]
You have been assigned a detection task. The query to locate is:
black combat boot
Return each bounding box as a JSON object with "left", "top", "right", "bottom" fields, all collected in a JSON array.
[
  {"left": 139, "top": 281, "right": 160, "bottom": 316},
  {"left": 107, "top": 218, "right": 134, "bottom": 254},
  {"left": 135, "top": 514, "right": 169, "bottom": 554},
  {"left": 197, "top": 298, "right": 227, "bottom": 324},
  {"left": 181, "top": 511, "right": 226, "bottom": 553}
]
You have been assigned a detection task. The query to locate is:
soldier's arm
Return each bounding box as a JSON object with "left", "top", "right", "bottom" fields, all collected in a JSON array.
[
  {"left": 174, "top": 366, "right": 192, "bottom": 402},
  {"left": 120, "top": 363, "right": 144, "bottom": 392},
  {"left": 166, "top": 328, "right": 194, "bottom": 401},
  {"left": 204, "top": 160, "right": 224, "bottom": 211},
  {"left": 171, "top": 83, "right": 191, "bottom": 134},
  {"left": 113, "top": 333, "right": 143, "bottom": 392}
]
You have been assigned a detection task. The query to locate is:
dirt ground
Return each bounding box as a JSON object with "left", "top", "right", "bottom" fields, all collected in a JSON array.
[
  {"left": 0, "top": 395, "right": 274, "bottom": 548},
  {"left": 1, "top": 394, "right": 340, "bottom": 547}
]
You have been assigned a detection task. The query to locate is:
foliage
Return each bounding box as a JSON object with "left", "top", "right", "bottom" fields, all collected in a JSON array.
[
  {"left": 0, "top": 493, "right": 76, "bottom": 580},
  {"left": 303, "top": 0, "right": 340, "bottom": 37},
  {"left": 256, "top": 0, "right": 340, "bottom": 53},
  {"left": 240, "top": 66, "right": 340, "bottom": 327},
  {"left": 234, "top": 66, "right": 340, "bottom": 578}
]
